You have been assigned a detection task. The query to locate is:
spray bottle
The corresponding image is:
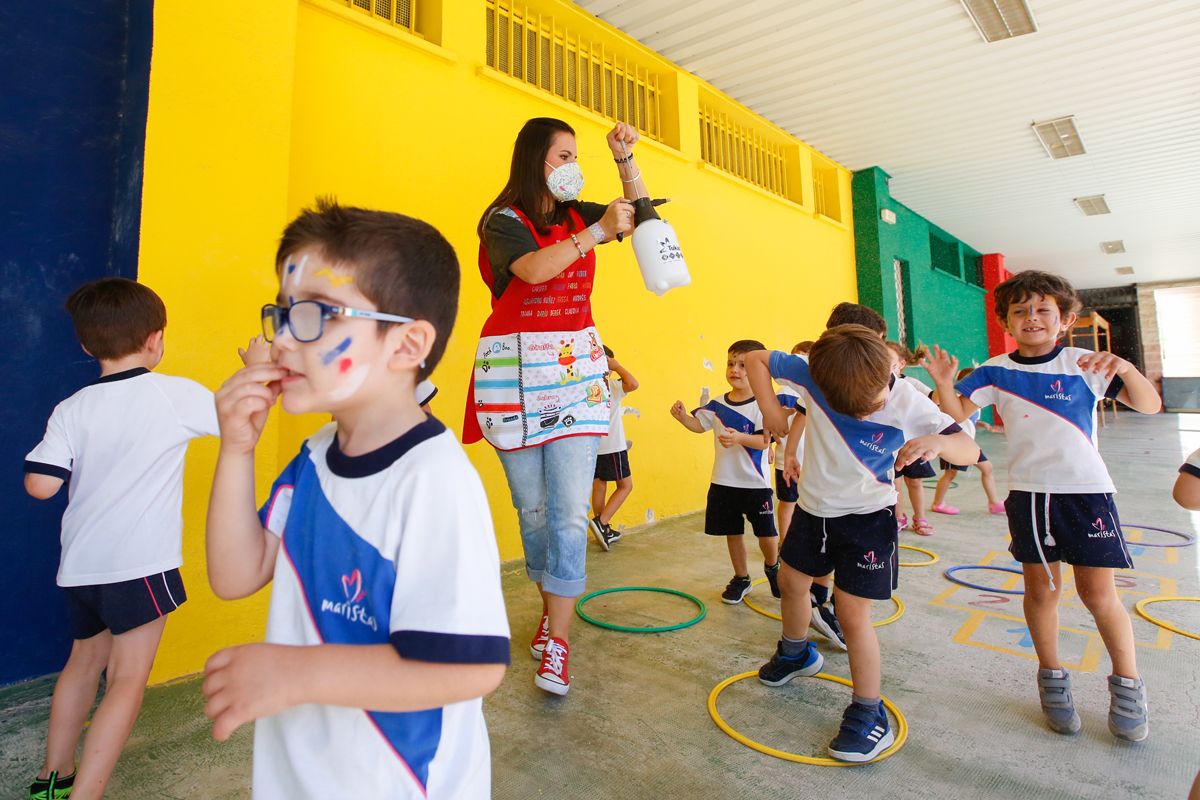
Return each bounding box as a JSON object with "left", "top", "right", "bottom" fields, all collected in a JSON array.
[{"left": 616, "top": 143, "right": 690, "bottom": 296}]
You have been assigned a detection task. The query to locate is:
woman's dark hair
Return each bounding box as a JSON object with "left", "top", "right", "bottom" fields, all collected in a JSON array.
[{"left": 477, "top": 117, "right": 580, "bottom": 237}]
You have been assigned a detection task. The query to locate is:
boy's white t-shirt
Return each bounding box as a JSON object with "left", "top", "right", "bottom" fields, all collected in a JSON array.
[
  {"left": 691, "top": 394, "right": 772, "bottom": 489},
  {"left": 597, "top": 376, "right": 627, "bottom": 456},
  {"left": 901, "top": 374, "right": 933, "bottom": 398},
  {"left": 956, "top": 346, "right": 1122, "bottom": 494},
  {"left": 774, "top": 384, "right": 803, "bottom": 471},
  {"left": 255, "top": 419, "right": 510, "bottom": 800},
  {"left": 769, "top": 352, "right": 958, "bottom": 516},
  {"left": 23, "top": 368, "right": 218, "bottom": 586},
  {"left": 416, "top": 379, "right": 437, "bottom": 406}
]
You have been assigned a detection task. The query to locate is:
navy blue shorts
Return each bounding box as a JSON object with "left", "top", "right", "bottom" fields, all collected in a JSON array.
[
  {"left": 781, "top": 505, "right": 898, "bottom": 600},
  {"left": 898, "top": 460, "right": 936, "bottom": 479},
  {"left": 940, "top": 450, "right": 989, "bottom": 472},
  {"left": 705, "top": 484, "right": 776, "bottom": 537},
  {"left": 594, "top": 449, "right": 631, "bottom": 481},
  {"left": 1005, "top": 491, "right": 1132, "bottom": 569},
  {"left": 63, "top": 569, "right": 187, "bottom": 639},
  {"left": 775, "top": 469, "right": 798, "bottom": 503}
]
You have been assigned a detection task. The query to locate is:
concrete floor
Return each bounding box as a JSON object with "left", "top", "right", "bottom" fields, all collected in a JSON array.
[{"left": 3, "top": 413, "right": 1199, "bottom": 799}]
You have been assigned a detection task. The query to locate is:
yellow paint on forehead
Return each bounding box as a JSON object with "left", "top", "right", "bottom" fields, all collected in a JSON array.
[{"left": 315, "top": 267, "right": 354, "bottom": 288}]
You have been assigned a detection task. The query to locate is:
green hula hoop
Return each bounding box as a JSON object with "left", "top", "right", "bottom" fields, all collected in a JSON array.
[{"left": 575, "top": 586, "right": 708, "bottom": 633}]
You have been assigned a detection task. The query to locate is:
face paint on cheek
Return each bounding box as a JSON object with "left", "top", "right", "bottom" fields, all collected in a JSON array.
[
  {"left": 321, "top": 336, "right": 352, "bottom": 366},
  {"left": 329, "top": 364, "right": 368, "bottom": 401},
  {"left": 315, "top": 267, "right": 354, "bottom": 288},
  {"left": 338, "top": 358, "right": 352, "bottom": 374}
]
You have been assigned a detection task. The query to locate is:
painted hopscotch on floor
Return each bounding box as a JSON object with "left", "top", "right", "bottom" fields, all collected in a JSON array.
[{"left": 933, "top": 530, "right": 1180, "bottom": 672}]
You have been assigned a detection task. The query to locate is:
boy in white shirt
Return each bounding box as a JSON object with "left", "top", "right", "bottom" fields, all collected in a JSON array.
[
  {"left": 747, "top": 325, "right": 978, "bottom": 762},
  {"left": 671, "top": 340, "right": 781, "bottom": 603},
  {"left": 924, "top": 269, "right": 1161, "bottom": 742},
  {"left": 204, "top": 200, "right": 510, "bottom": 799},
  {"left": 24, "top": 278, "right": 218, "bottom": 800},
  {"left": 590, "top": 345, "right": 639, "bottom": 550}
]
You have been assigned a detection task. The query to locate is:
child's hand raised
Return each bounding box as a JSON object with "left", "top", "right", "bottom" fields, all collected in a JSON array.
[
  {"left": 1076, "top": 351, "right": 1129, "bottom": 380},
  {"left": 920, "top": 345, "right": 959, "bottom": 385},
  {"left": 215, "top": 364, "right": 285, "bottom": 455},
  {"left": 238, "top": 336, "right": 271, "bottom": 366},
  {"left": 670, "top": 400, "right": 687, "bottom": 421}
]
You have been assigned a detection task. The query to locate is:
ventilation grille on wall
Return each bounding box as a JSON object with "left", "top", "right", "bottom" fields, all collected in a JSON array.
[
  {"left": 1115, "top": 267, "right": 1134, "bottom": 275},
  {"left": 960, "top": 0, "right": 1037, "bottom": 42},
  {"left": 1101, "top": 240, "right": 1126, "bottom": 254},
  {"left": 348, "top": 0, "right": 416, "bottom": 33},
  {"left": 485, "top": 0, "right": 665, "bottom": 142},
  {"left": 699, "top": 91, "right": 798, "bottom": 203},
  {"left": 1073, "top": 195, "right": 1111, "bottom": 216},
  {"left": 1032, "top": 116, "right": 1086, "bottom": 159}
]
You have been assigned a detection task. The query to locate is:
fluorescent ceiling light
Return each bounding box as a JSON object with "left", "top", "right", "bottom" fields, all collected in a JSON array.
[
  {"left": 1032, "top": 116, "right": 1086, "bottom": 159},
  {"left": 1101, "top": 240, "right": 1126, "bottom": 254},
  {"left": 961, "top": 0, "right": 1038, "bottom": 43},
  {"left": 1115, "top": 267, "right": 1134, "bottom": 275},
  {"left": 1073, "top": 195, "right": 1110, "bottom": 215}
]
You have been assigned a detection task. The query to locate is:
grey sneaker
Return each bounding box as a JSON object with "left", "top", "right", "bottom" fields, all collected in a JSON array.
[
  {"left": 1107, "top": 675, "right": 1149, "bottom": 742},
  {"left": 1037, "top": 668, "right": 1081, "bottom": 734}
]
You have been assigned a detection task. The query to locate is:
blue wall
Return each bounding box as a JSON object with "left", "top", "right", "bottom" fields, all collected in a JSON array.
[{"left": 0, "top": 1, "right": 153, "bottom": 684}]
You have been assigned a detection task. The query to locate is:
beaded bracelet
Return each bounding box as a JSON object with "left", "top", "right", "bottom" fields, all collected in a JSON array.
[
  {"left": 569, "top": 233, "right": 587, "bottom": 260},
  {"left": 614, "top": 153, "right": 635, "bottom": 164}
]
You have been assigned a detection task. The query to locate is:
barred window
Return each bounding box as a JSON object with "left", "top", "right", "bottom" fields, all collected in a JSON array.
[
  {"left": 485, "top": 0, "right": 665, "bottom": 143},
  {"left": 345, "top": 0, "right": 419, "bottom": 35},
  {"left": 698, "top": 92, "right": 799, "bottom": 204}
]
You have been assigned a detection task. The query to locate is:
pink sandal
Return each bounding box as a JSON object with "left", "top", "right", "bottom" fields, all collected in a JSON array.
[
  {"left": 909, "top": 517, "right": 934, "bottom": 536},
  {"left": 930, "top": 503, "right": 960, "bottom": 515},
  {"left": 988, "top": 502, "right": 1006, "bottom": 515},
  {"left": 896, "top": 512, "right": 909, "bottom": 530}
]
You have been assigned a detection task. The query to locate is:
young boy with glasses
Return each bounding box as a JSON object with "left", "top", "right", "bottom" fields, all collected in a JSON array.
[{"left": 204, "top": 200, "right": 510, "bottom": 799}]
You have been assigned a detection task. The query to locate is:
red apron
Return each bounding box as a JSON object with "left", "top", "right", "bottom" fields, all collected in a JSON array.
[{"left": 463, "top": 206, "right": 608, "bottom": 450}]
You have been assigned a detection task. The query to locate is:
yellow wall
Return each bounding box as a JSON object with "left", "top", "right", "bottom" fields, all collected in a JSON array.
[{"left": 137, "top": 0, "right": 857, "bottom": 682}]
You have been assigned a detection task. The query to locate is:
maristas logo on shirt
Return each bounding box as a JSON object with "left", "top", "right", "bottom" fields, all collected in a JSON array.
[
  {"left": 320, "top": 568, "right": 379, "bottom": 631},
  {"left": 1044, "top": 379, "right": 1073, "bottom": 402},
  {"left": 858, "top": 430, "right": 888, "bottom": 455}
]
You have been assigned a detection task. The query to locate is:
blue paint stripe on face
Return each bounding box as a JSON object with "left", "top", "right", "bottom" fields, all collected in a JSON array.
[{"left": 321, "top": 336, "right": 352, "bottom": 366}]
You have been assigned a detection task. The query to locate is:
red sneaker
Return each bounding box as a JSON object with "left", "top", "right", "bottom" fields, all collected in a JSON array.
[
  {"left": 529, "top": 614, "right": 549, "bottom": 660},
  {"left": 534, "top": 637, "right": 570, "bottom": 695}
]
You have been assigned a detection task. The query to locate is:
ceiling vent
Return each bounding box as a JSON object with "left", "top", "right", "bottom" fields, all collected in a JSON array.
[
  {"left": 1115, "top": 267, "right": 1134, "bottom": 275},
  {"left": 1032, "top": 116, "right": 1086, "bottom": 159},
  {"left": 1073, "top": 195, "right": 1111, "bottom": 216},
  {"left": 961, "top": 0, "right": 1038, "bottom": 43},
  {"left": 1101, "top": 240, "right": 1126, "bottom": 254}
]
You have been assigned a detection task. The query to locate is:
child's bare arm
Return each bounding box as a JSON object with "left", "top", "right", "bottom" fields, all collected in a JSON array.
[
  {"left": 719, "top": 429, "right": 769, "bottom": 449},
  {"left": 897, "top": 430, "right": 978, "bottom": 471},
  {"left": 1076, "top": 352, "right": 1162, "bottom": 414},
  {"left": 745, "top": 350, "right": 788, "bottom": 437},
  {"left": 24, "top": 474, "right": 64, "bottom": 499},
  {"left": 1174, "top": 471, "right": 1200, "bottom": 510},
  {"left": 609, "top": 358, "right": 639, "bottom": 392},
  {"left": 671, "top": 400, "right": 705, "bottom": 433},
  {"left": 206, "top": 363, "right": 285, "bottom": 599},
  {"left": 784, "top": 412, "right": 806, "bottom": 460},
  {"left": 203, "top": 642, "right": 506, "bottom": 742}
]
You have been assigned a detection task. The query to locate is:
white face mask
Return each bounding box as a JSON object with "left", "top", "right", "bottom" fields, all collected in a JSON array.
[{"left": 545, "top": 161, "right": 584, "bottom": 202}]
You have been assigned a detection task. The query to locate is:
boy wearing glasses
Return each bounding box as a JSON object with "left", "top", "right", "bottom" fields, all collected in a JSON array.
[
  {"left": 204, "top": 200, "right": 510, "bottom": 800},
  {"left": 24, "top": 278, "right": 218, "bottom": 800}
]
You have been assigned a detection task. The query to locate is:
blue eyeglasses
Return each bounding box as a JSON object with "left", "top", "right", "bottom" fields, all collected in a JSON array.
[{"left": 261, "top": 301, "right": 415, "bottom": 343}]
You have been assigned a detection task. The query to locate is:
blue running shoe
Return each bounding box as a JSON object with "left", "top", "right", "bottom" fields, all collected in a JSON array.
[
  {"left": 758, "top": 640, "right": 824, "bottom": 686},
  {"left": 828, "top": 701, "right": 894, "bottom": 763}
]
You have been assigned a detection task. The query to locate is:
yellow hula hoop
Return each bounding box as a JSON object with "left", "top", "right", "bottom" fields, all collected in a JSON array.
[
  {"left": 743, "top": 579, "right": 905, "bottom": 627},
  {"left": 898, "top": 544, "right": 939, "bottom": 567},
  {"left": 707, "top": 670, "right": 908, "bottom": 766},
  {"left": 1134, "top": 596, "right": 1200, "bottom": 641}
]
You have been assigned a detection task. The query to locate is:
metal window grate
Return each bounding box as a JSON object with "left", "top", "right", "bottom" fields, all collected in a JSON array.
[
  {"left": 893, "top": 259, "right": 908, "bottom": 348},
  {"left": 698, "top": 93, "right": 794, "bottom": 201},
  {"left": 812, "top": 153, "right": 841, "bottom": 221},
  {"left": 345, "top": 0, "right": 418, "bottom": 34},
  {"left": 485, "top": 0, "right": 664, "bottom": 142}
]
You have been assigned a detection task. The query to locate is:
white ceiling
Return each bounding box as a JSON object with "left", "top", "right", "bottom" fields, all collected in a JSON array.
[{"left": 576, "top": 0, "right": 1200, "bottom": 289}]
